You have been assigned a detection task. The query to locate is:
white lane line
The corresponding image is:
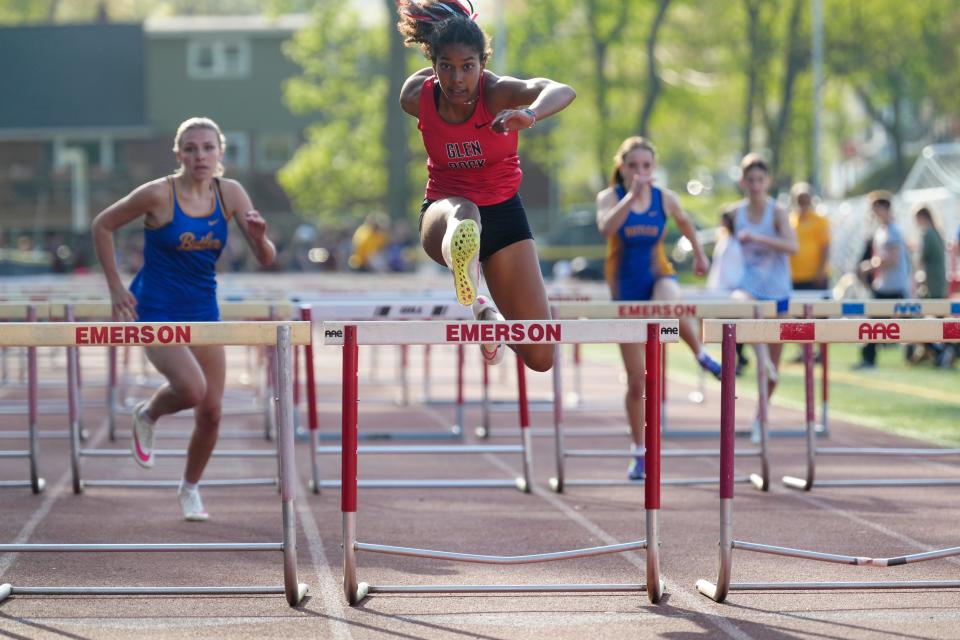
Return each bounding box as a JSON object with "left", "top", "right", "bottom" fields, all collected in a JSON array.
[
  {"left": 414, "top": 403, "right": 754, "bottom": 640},
  {"left": 0, "top": 418, "right": 108, "bottom": 580},
  {"left": 295, "top": 482, "right": 354, "bottom": 640}
]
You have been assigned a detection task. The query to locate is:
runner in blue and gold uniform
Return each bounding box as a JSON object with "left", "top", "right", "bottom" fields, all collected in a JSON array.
[
  {"left": 597, "top": 136, "right": 719, "bottom": 481},
  {"left": 92, "top": 117, "right": 277, "bottom": 521}
]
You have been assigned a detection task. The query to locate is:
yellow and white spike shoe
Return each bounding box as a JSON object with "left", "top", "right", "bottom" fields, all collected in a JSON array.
[
  {"left": 472, "top": 295, "right": 505, "bottom": 366},
  {"left": 442, "top": 218, "right": 481, "bottom": 307}
]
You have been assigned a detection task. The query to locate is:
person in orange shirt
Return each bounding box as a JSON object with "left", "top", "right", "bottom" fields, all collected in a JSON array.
[{"left": 789, "top": 182, "right": 830, "bottom": 290}]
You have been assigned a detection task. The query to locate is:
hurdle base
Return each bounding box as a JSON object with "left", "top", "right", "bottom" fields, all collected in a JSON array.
[
  {"left": 81, "top": 478, "right": 278, "bottom": 489},
  {"left": 1, "top": 584, "right": 309, "bottom": 606},
  {"left": 695, "top": 579, "right": 724, "bottom": 602},
  {"left": 749, "top": 473, "right": 769, "bottom": 492},
  {"left": 548, "top": 476, "right": 755, "bottom": 491},
  {"left": 311, "top": 479, "right": 528, "bottom": 490},
  {"left": 318, "top": 429, "right": 462, "bottom": 442},
  {"left": 787, "top": 478, "right": 960, "bottom": 489},
  {"left": 728, "top": 580, "right": 960, "bottom": 591},
  {"left": 782, "top": 475, "right": 811, "bottom": 491},
  {"left": 365, "top": 583, "right": 649, "bottom": 594},
  {"left": 0, "top": 478, "right": 45, "bottom": 492}
]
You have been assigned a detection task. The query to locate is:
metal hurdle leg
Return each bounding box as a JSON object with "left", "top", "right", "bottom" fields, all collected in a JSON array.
[
  {"left": 342, "top": 323, "right": 664, "bottom": 605},
  {"left": 782, "top": 339, "right": 818, "bottom": 490},
  {"left": 0, "top": 305, "right": 45, "bottom": 493},
  {"left": 0, "top": 323, "right": 308, "bottom": 606},
  {"left": 515, "top": 352, "right": 533, "bottom": 494},
  {"left": 750, "top": 341, "right": 770, "bottom": 491}
]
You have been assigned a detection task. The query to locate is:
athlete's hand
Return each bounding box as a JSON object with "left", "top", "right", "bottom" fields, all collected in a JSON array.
[
  {"left": 491, "top": 109, "right": 535, "bottom": 134},
  {"left": 693, "top": 253, "right": 710, "bottom": 277},
  {"left": 110, "top": 287, "right": 138, "bottom": 322},
  {"left": 626, "top": 174, "right": 653, "bottom": 201},
  {"left": 243, "top": 210, "right": 268, "bottom": 242},
  {"left": 737, "top": 229, "right": 754, "bottom": 244}
]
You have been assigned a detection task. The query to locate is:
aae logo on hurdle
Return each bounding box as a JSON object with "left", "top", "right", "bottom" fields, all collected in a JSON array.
[
  {"left": 75, "top": 324, "right": 191, "bottom": 345},
  {"left": 858, "top": 322, "right": 900, "bottom": 340}
]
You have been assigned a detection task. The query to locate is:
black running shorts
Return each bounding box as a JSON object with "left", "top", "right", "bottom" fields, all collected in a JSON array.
[{"left": 419, "top": 193, "right": 534, "bottom": 262}]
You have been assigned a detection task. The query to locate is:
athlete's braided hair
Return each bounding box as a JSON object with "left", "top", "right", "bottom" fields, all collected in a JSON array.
[{"left": 397, "top": 1, "right": 491, "bottom": 63}]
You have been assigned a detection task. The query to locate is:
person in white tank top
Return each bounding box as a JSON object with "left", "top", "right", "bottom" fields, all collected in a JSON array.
[{"left": 727, "top": 154, "right": 797, "bottom": 413}]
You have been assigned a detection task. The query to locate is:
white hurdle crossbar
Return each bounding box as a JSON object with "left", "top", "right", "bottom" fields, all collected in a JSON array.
[
  {"left": 326, "top": 319, "right": 674, "bottom": 604},
  {"left": 548, "top": 301, "right": 775, "bottom": 492},
  {"left": 0, "top": 320, "right": 310, "bottom": 605},
  {"left": 697, "top": 318, "right": 960, "bottom": 601}
]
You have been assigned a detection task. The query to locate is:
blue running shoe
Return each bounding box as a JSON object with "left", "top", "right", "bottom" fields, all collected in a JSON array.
[
  {"left": 697, "top": 352, "right": 722, "bottom": 380},
  {"left": 627, "top": 455, "right": 645, "bottom": 481}
]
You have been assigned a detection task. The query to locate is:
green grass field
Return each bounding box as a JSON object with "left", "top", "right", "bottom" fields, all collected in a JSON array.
[{"left": 582, "top": 342, "right": 960, "bottom": 446}]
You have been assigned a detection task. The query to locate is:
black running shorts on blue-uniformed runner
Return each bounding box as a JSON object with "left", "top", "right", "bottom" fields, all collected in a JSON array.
[{"left": 419, "top": 192, "right": 534, "bottom": 262}]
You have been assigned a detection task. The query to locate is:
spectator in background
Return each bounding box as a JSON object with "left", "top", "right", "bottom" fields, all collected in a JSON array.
[
  {"left": 349, "top": 213, "right": 389, "bottom": 272},
  {"left": 788, "top": 182, "right": 830, "bottom": 364},
  {"left": 911, "top": 205, "right": 951, "bottom": 366},
  {"left": 914, "top": 205, "right": 946, "bottom": 299},
  {"left": 707, "top": 210, "right": 749, "bottom": 375},
  {"left": 789, "top": 182, "right": 830, "bottom": 291},
  {"left": 855, "top": 191, "right": 912, "bottom": 370}
]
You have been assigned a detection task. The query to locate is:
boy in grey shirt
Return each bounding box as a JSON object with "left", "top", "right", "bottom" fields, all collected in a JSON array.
[{"left": 856, "top": 190, "right": 911, "bottom": 369}]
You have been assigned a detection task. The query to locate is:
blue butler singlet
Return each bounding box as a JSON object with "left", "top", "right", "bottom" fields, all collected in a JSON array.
[
  {"left": 129, "top": 178, "right": 227, "bottom": 322},
  {"left": 604, "top": 185, "right": 676, "bottom": 301}
]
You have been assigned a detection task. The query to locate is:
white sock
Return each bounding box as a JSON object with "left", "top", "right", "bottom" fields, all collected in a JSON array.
[
  {"left": 630, "top": 444, "right": 646, "bottom": 457},
  {"left": 179, "top": 479, "right": 199, "bottom": 494},
  {"left": 697, "top": 348, "right": 708, "bottom": 360}
]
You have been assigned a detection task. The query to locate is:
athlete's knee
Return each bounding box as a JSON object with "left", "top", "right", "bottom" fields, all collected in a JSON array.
[
  {"left": 522, "top": 347, "right": 554, "bottom": 373},
  {"left": 194, "top": 402, "right": 222, "bottom": 428},
  {"left": 173, "top": 379, "right": 207, "bottom": 409},
  {"left": 625, "top": 374, "right": 645, "bottom": 402}
]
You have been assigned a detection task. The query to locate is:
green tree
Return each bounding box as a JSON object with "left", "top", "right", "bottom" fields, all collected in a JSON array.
[
  {"left": 826, "top": 0, "right": 960, "bottom": 186},
  {"left": 279, "top": 5, "right": 391, "bottom": 224}
]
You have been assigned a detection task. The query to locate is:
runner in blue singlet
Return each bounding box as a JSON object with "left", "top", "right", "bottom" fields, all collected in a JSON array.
[
  {"left": 92, "top": 117, "right": 277, "bottom": 521},
  {"left": 597, "top": 136, "right": 718, "bottom": 481}
]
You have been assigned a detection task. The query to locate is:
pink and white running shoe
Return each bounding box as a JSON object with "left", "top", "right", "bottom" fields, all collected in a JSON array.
[
  {"left": 472, "top": 295, "right": 505, "bottom": 365},
  {"left": 130, "top": 401, "right": 155, "bottom": 468}
]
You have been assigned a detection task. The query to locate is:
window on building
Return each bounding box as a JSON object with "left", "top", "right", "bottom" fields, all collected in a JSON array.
[
  {"left": 223, "top": 131, "right": 250, "bottom": 172},
  {"left": 256, "top": 133, "right": 296, "bottom": 172},
  {"left": 187, "top": 39, "right": 251, "bottom": 79}
]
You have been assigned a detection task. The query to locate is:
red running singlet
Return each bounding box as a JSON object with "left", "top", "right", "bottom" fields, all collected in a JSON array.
[{"left": 418, "top": 74, "right": 522, "bottom": 206}]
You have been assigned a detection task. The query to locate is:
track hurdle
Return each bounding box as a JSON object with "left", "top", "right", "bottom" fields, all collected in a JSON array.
[
  {"left": 326, "top": 318, "right": 672, "bottom": 604},
  {"left": 0, "top": 304, "right": 44, "bottom": 493},
  {"left": 0, "top": 320, "right": 309, "bottom": 605},
  {"left": 786, "top": 298, "right": 960, "bottom": 442},
  {"left": 696, "top": 318, "right": 960, "bottom": 601},
  {"left": 779, "top": 305, "right": 960, "bottom": 491},
  {"left": 548, "top": 301, "right": 773, "bottom": 492},
  {"left": 65, "top": 303, "right": 290, "bottom": 493}
]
